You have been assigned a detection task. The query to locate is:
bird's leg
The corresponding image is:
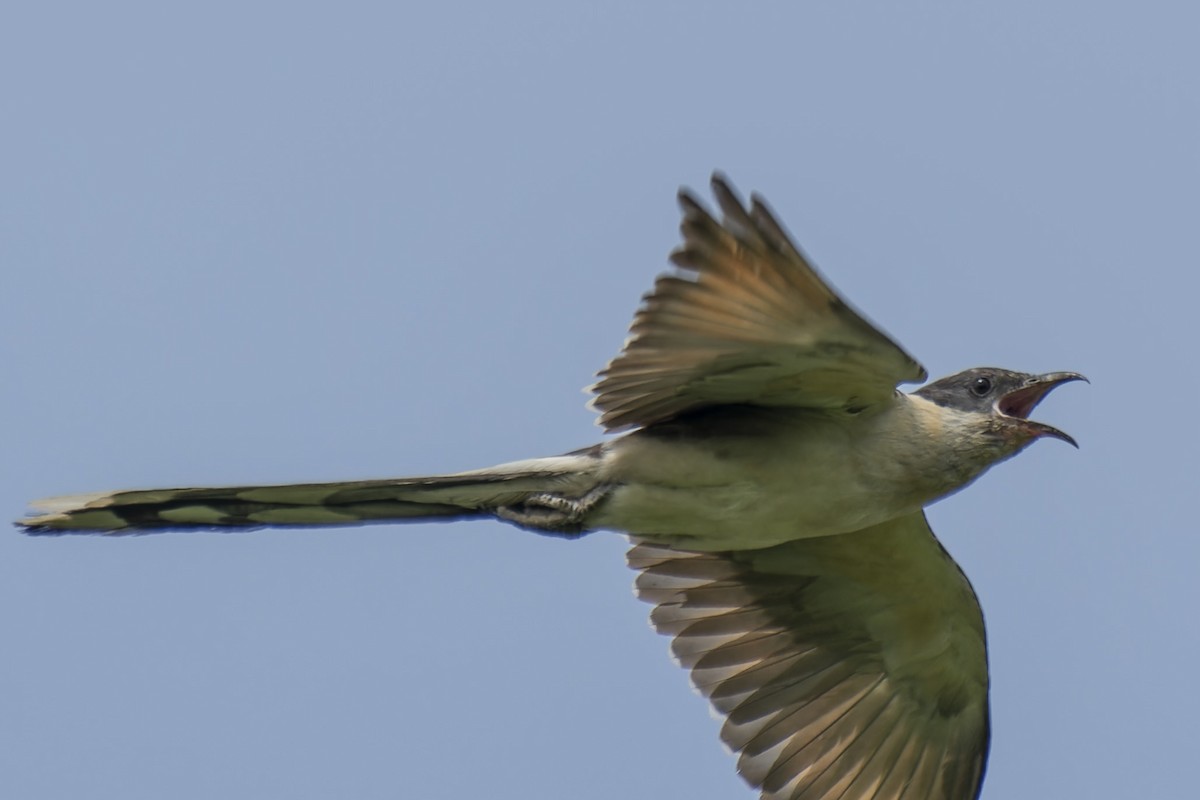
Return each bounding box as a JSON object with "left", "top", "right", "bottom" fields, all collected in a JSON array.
[{"left": 494, "top": 485, "right": 611, "bottom": 538}]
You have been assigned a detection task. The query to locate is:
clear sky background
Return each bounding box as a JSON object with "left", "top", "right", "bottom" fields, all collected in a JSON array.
[{"left": 3, "top": 3, "right": 1196, "bottom": 799}]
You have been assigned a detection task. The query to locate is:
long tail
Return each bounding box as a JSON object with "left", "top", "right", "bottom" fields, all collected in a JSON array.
[{"left": 17, "top": 454, "right": 601, "bottom": 535}]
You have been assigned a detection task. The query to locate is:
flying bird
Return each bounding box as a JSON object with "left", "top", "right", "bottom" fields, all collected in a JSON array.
[{"left": 19, "top": 175, "right": 1084, "bottom": 800}]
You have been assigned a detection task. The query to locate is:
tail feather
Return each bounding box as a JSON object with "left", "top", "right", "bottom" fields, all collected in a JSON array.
[{"left": 17, "top": 455, "right": 600, "bottom": 535}]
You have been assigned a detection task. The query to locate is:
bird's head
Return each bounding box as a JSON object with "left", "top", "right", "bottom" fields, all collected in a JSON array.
[{"left": 914, "top": 368, "right": 1087, "bottom": 450}]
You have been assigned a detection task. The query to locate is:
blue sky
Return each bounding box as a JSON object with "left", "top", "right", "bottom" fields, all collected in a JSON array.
[{"left": 3, "top": 3, "right": 1196, "bottom": 798}]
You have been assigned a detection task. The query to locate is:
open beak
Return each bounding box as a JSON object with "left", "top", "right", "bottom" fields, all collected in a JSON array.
[{"left": 998, "top": 372, "right": 1088, "bottom": 447}]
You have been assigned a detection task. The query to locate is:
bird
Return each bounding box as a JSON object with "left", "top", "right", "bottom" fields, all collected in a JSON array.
[{"left": 18, "top": 174, "right": 1084, "bottom": 800}]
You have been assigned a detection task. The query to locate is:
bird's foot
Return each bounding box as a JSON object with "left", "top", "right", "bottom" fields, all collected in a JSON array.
[{"left": 495, "top": 486, "right": 610, "bottom": 538}]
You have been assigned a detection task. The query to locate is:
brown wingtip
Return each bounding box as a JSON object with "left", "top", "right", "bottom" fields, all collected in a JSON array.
[
  {"left": 709, "top": 169, "right": 732, "bottom": 189},
  {"left": 709, "top": 173, "right": 752, "bottom": 225}
]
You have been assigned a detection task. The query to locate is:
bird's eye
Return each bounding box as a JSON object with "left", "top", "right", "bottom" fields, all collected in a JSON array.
[{"left": 970, "top": 377, "right": 993, "bottom": 397}]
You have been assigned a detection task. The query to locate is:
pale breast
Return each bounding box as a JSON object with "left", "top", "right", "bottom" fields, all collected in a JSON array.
[{"left": 589, "top": 403, "right": 949, "bottom": 551}]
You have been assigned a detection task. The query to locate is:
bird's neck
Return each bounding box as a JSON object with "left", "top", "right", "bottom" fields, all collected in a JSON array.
[{"left": 869, "top": 394, "right": 1022, "bottom": 508}]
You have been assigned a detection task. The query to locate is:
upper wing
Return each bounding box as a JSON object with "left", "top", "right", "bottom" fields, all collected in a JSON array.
[
  {"left": 590, "top": 174, "right": 926, "bottom": 432},
  {"left": 628, "top": 512, "right": 988, "bottom": 800}
]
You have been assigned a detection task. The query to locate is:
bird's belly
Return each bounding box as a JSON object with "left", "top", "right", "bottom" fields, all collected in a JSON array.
[
  {"left": 595, "top": 479, "right": 915, "bottom": 551},
  {"left": 589, "top": 417, "right": 929, "bottom": 551}
]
